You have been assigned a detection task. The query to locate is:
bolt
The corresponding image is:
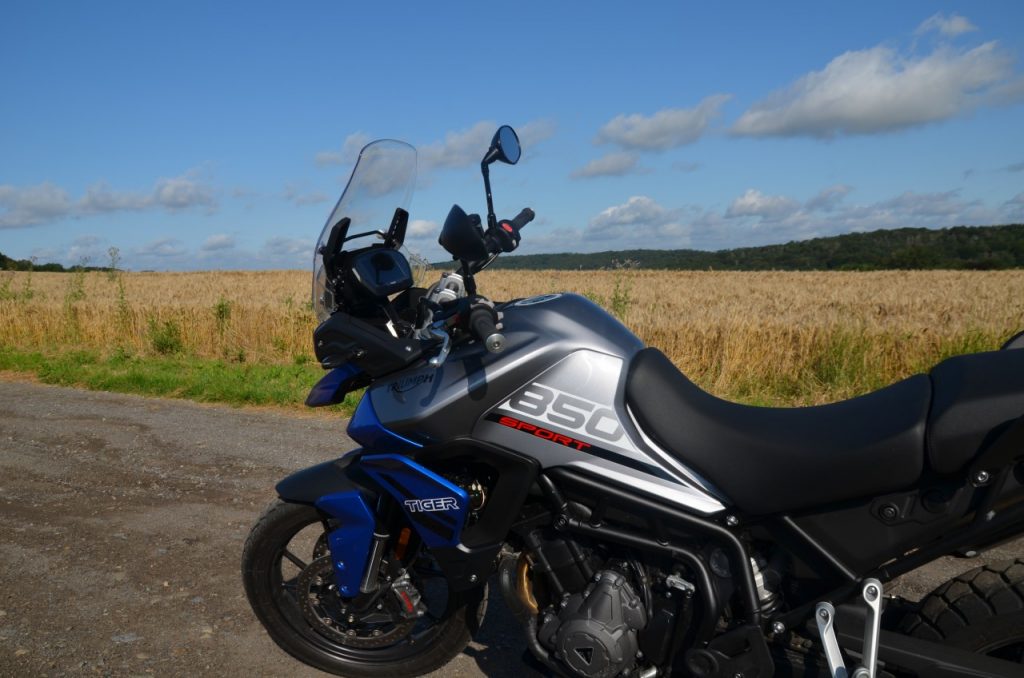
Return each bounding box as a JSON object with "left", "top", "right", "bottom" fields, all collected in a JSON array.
[
  {"left": 666, "top": 592, "right": 673, "bottom": 599},
  {"left": 880, "top": 504, "right": 898, "bottom": 521},
  {"left": 372, "top": 629, "right": 382, "bottom": 637},
  {"left": 726, "top": 515, "right": 739, "bottom": 527},
  {"left": 866, "top": 585, "right": 879, "bottom": 601},
  {"left": 336, "top": 561, "right": 346, "bottom": 570},
  {"left": 376, "top": 603, "right": 384, "bottom": 610},
  {"left": 734, "top": 673, "right": 745, "bottom": 678},
  {"left": 323, "top": 618, "right": 332, "bottom": 625},
  {"left": 772, "top": 621, "right": 785, "bottom": 635},
  {"left": 347, "top": 614, "right": 356, "bottom": 623},
  {"left": 595, "top": 574, "right": 602, "bottom": 582},
  {"left": 339, "top": 586, "right": 350, "bottom": 595},
  {"left": 469, "top": 574, "right": 478, "bottom": 583},
  {"left": 819, "top": 609, "right": 830, "bottom": 621},
  {"left": 973, "top": 470, "right": 990, "bottom": 486}
]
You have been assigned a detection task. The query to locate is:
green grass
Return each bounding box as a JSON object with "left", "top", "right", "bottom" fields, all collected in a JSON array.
[{"left": 0, "top": 347, "right": 360, "bottom": 413}]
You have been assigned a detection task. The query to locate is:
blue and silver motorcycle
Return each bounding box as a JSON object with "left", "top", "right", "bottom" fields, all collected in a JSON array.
[{"left": 243, "top": 126, "right": 1024, "bottom": 677}]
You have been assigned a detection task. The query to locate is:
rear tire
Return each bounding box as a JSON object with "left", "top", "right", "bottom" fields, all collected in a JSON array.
[
  {"left": 242, "top": 499, "right": 486, "bottom": 677},
  {"left": 901, "top": 558, "right": 1024, "bottom": 665}
]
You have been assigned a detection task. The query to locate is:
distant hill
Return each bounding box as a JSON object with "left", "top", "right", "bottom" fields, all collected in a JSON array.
[{"left": 468, "top": 224, "right": 1024, "bottom": 271}]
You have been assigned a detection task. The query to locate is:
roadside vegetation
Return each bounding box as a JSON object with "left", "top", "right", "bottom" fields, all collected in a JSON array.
[{"left": 2, "top": 266, "right": 1023, "bottom": 410}]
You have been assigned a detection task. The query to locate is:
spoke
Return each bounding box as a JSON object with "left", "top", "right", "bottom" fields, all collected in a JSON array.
[{"left": 282, "top": 549, "right": 308, "bottom": 571}]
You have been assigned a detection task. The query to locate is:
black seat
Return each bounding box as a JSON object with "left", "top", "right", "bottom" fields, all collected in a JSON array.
[
  {"left": 625, "top": 349, "right": 931, "bottom": 515},
  {"left": 928, "top": 349, "right": 1024, "bottom": 475}
]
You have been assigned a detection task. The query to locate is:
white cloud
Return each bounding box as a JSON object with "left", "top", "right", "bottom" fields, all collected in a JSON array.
[
  {"left": 315, "top": 132, "right": 372, "bottom": 167},
  {"left": 19, "top": 170, "right": 218, "bottom": 227},
  {"left": 595, "top": 95, "right": 731, "bottom": 150},
  {"left": 587, "top": 196, "right": 689, "bottom": 243},
  {"left": 152, "top": 173, "right": 217, "bottom": 211},
  {"left": 726, "top": 189, "right": 800, "bottom": 220},
  {"left": 407, "top": 219, "right": 439, "bottom": 238},
  {"left": 77, "top": 171, "right": 217, "bottom": 215},
  {"left": 1005, "top": 193, "right": 1024, "bottom": 220},
  {"left": 805, "top": 185, "right": 852, "bottom": 212},
  {"left": 916, "top": 12, "right": 978, "bottom": 38},
  {"left": 201, "top": 234, "right": 236, "bottom": 251},
  {"left": 0, "top": 182, "right": 73, "bottom": 228},
  {"left": 283, "top": 183, "right": 330, "bottom": 207},
  {"left": 515, "top": 119, "right": 557, "bottom": 149},
  {"left": 571, "top": 152, "right": 641, "bottom": 179},
  {"left": 419, "top": 121, "right": 497, "bottom": 170},
  {"left": 136, "top": 238, "right": 187, "bottom": 259},
  {"left": 732, "top": 40, "right": 1019, "bottom": 138},
  {"left": 316, "top": 120, "right": 555, "bottom": 179}
]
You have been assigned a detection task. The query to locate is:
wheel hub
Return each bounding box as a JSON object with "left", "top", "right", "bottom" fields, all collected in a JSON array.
[{"left": 297, "top": 555, "right": 417, "bottom": 648}]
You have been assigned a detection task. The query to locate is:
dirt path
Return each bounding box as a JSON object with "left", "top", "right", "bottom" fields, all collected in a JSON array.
[{"left": 0, "top": 382, "right": 1019, "bottom": 676}]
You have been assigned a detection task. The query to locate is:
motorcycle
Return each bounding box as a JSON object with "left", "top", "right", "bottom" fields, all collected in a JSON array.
[{"left": 242, "top": 125, "right": 1024, "bottom": 677}]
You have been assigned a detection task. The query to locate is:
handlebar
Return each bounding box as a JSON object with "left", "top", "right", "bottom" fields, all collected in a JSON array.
[
  {"left": 505, "top": 207, "right": 535, "bottom": 232},
  {"left": 469, "top": 305, "right": 505, "bottom": 353},
  {"left": 487, "top": 207, "right": 535, "bottom": 256}
]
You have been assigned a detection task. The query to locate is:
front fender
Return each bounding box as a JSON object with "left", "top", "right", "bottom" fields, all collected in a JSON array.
[{"left": 275, "top": 452, "right": 365, "bottom": 504}]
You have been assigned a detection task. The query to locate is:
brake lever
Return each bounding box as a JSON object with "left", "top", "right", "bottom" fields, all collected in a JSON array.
[{"left": 426, "top": 327, "right": 450, "bottom": 368}]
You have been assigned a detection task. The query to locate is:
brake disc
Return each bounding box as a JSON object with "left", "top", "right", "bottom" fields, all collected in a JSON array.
[{"left": 297, "top": 556, "right": 417, "bottom": 648}]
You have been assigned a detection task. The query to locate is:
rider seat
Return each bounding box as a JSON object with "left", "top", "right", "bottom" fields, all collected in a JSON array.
[
  {"left": 928, "top": 348, "right": 1024, "bottom": 475},
  {"left": 625, "top": 348, "right": 931, "bottom": 515}
]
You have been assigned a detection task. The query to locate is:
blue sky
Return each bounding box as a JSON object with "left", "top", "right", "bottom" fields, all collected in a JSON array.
[{"left": 2, "top": 1, "right": 1023, "bottom": 270}]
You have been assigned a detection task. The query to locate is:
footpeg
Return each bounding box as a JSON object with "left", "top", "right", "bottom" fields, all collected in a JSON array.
[{"left": 815, "top": 579, "right": 883, "bottom": 678}]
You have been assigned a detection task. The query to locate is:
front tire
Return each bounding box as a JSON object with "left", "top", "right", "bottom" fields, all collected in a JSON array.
[
  {"left": 242, "top": 499, "right": 486, "bottom": 677},
  {"left": 901, "top": 558, "right": 1024, "bottom": 665}
]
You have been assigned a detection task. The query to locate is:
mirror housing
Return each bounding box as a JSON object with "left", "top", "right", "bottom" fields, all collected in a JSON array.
[
  {"left": 438, "top": 204, "right": 489, "bottom": 261},
  {"left": 483, "top": 125, "right": 521, "bottom": 166}
]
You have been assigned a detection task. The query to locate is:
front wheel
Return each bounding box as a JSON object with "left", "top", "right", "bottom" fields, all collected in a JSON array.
[{"left": 242, "top": 499, "right": 486, "bottom": 677}]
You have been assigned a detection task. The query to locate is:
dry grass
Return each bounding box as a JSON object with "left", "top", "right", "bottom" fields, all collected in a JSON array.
[{"left": 2, "top": 268, "right": 1023, "bottom": 404}]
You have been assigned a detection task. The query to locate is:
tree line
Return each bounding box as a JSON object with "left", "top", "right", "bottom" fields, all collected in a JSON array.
[{"left": 482, "top": 224, "right": 1024, "bottom": 271}]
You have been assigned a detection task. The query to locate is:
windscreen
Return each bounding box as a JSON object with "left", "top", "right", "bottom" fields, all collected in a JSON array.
[{"left": 312, "top": 139, "right": 417, "bottom": 322}]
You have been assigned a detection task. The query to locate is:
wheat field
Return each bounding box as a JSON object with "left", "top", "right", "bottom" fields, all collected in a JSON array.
[{"left": 2, "top": 268, "right": 1023, "bottom": 404}]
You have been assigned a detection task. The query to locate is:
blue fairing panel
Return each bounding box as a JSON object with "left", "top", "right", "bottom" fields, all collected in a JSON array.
[
  {"left": 315, "top": 490, "right": 376, "bottom": 597},
  {"left": 347, "top": 394, "right": 422, "bottom": 450},
  {"left": 361, "top": 454, "right": 469, "bottom": 549},
  {"left": 305, "top": 364, "right": 363, "bottom": 407}
]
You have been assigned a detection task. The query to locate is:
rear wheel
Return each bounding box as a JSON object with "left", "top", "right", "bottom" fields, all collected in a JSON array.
[
  {"left": 901, "top": 558, "right": 1024, "bottom": 665},
  {"left": 242, "top": 499, "right": 486, "bottom": 677}
]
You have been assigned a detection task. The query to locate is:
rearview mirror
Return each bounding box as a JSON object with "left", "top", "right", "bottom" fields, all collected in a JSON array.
[{"left": 483, "top": 125, "right": 521, "bottom": 166}]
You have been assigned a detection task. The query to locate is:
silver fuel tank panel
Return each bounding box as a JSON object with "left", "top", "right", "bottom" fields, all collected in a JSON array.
[
  {"left": 369, "top": 293, "right": 726, "bottom": 514},
  {"left": 370, "top": 293, "right": 642, "bottom": 441}
]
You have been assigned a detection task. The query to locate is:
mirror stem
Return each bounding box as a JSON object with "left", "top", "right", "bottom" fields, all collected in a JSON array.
[{"left": 481, "top": 161, "right": 497, "bottom": 231}]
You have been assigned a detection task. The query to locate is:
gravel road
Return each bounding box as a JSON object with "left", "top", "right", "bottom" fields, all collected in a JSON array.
[{"left": 1, "top": 380, "right": 1019, "bottom": 676}]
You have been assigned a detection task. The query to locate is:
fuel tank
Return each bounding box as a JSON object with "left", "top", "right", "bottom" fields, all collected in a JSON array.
[
  {"left": 369, "top": 293, "right": 726, "bottom": 513},
  {"left": 370, "top": 293, "right": 642, "bottom": 441}
]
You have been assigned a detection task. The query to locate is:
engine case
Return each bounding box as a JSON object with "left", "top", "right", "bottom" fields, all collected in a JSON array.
[{"left": 539, "top": 570, "right": 647, "bottom": 678}]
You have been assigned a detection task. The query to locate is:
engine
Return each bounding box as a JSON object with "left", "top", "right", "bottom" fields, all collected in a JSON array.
[{"left": 537, "top": 570, "right": 647, "bottom": 678}]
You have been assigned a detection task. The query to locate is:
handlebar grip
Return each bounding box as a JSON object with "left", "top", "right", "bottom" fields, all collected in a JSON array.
[
  {"left": 509, "top": 207, "right": 535, "bottom": 231},
  {"left": 469, "top": 307, "right": 505, "bottom": 353}
]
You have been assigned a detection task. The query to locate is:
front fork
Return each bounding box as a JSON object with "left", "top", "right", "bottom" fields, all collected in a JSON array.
[{"left": 313, "top": 453, "right": 471, "bottom": 599}]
